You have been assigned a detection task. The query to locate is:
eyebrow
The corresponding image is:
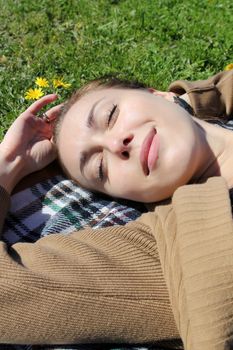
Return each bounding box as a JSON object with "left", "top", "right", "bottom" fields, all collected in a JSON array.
[{"left": 80, "top": 98, "right": 103, "bottom": 177}]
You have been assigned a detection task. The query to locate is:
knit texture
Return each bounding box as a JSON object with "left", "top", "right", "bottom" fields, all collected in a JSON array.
[
  {"left": 2, "top": 178, "right": 233, "bottom": 350},
  {"left": 140, "top": 177, "right": 233, "bottom": 350},
  {"left": 0, "top": 198, "right": 180, "bottom": 345},
  {"left": 1, "top": 177, "right": 152, "bottom": 350}
]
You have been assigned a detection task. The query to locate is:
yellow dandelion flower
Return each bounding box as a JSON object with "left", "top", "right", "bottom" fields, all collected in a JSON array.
[
  {"left": 225, "top": 63, "right": 233, "bottom": 71},
  {"left": 35, "top": 77, "right": 49, "bottom": 88},
  {"left": 25, "top": 88, "right": 44, "bottom": 100},
  {"left": 53, "top": 78, "right": 71, "bottom": 89}
]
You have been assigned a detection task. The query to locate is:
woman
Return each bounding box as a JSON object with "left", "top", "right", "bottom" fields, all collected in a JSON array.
[
  {"left": 0, "top": 70, "right": 233, "bottom": 350},
  {"left": 53, "top": 70, "right": 233, "bottom": 202}
]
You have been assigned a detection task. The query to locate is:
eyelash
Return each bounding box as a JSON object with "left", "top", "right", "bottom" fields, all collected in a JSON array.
[
  {"left": 98, "top": 157, "right": 104, "bottom": 182},
  {"left": 97, "top": 104, "right": 118, "bottom": 182},
  {"left": 107, "top": 104, "right": 118, "bottom": 127}
]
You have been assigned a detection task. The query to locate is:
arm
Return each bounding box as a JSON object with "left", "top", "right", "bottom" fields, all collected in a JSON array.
[
  {"left": 2, "top": 177, "right": 233, "bottom": 348},
  {"left": 140, "top": 177, "right": 233, "bottom": 350},
  {"left": 169, "top": 70, "right": 233, "bottom": 120},
  {"left": 0, "top": 185, "right": 179, "bottom": 345},
  {"left": 0, "top": 100, "right": 179, "bottom": 344}
]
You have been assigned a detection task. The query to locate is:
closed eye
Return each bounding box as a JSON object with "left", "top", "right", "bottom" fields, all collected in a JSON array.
[
  {"left": 98, "top": 157, "right": 104, "bottom": 181},
  {"left": 107, "top": 104, "right": 118, "bottom": 127},
  {"left": 92, "top": 103, "right": 119, "bottom": 183},
  {"left": 97, "top": 104, "right": 119, "bottom": 182}
]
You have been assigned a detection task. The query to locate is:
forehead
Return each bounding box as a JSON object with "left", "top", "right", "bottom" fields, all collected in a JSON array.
[
  {"left": 66, "top": 87, "right": 119, "bottom": 120},
  {"left": 65, "top": 86, "right": 149, "bottom": 120}
]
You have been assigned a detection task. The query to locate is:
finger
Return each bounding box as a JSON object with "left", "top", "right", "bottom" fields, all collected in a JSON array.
[
  {"left": 46, "top": 103, "right": 64, "bottom": 121},
  {"left": 22, "top": 94, "right": 58, "bottom": 117}
]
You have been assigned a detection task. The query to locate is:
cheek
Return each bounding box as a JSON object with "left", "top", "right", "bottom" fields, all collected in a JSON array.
[
  {"left": 158, "top": 111, "right": 197, "bottom": 156},
  {"left": 58, "top": 136, "right": 81, "bottom": 180},
  {"left": 120, "top": 103, "right": 152, "bottom": 128},
  {"left": 105, "top": 159, "right": 142, "bottom": 197}
]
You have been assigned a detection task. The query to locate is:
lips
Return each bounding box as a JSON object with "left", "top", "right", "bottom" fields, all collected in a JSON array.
[{"left": 140, "top": 128, "right": 158, "bottom": 176}]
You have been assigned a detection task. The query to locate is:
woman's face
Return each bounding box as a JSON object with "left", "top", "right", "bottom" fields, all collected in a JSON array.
[{"left": 58, "top": 87, "right": 201, "bottom": 202}]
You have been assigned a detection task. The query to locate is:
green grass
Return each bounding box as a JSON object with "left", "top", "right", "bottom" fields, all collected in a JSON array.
[{"left": 0, "top": 0, "right": 233, "bottom": 139}]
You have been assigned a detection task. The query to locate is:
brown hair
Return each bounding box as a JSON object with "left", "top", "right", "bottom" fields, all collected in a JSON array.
[{"left": 53, "top": 76, "right": 147, "bottom": 145}]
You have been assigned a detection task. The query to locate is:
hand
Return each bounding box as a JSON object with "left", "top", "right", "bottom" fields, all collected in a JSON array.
[
  {"left": 0, "top": 94, "right": 62, "bottom": 192},
  {"left": 150, "top": 89, "right": 191, "bottom": 106}
]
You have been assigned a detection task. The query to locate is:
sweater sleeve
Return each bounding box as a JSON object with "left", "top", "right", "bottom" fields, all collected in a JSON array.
[
  {"left": 140, "top": 177, "right": 233, "bottom": 350},
  {"left": 0, "top": 186, "right": 179, "bottom": 345},
  {"left": 168, "top": 70, "right": 233, "bottom": 120}
]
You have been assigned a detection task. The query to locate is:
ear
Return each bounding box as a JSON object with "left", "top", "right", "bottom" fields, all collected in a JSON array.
[{"left": 147, "top": 88, "right": 176, "bottom": 102}]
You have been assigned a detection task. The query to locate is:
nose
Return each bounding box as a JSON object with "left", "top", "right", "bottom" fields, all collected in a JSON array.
[{"left": 103, "top": 133, "right": 133, "bottom": 159}]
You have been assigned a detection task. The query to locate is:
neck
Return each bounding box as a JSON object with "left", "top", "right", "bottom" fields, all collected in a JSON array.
[{"left": 192, "top": 118, "right": 233, "bottom": 188}]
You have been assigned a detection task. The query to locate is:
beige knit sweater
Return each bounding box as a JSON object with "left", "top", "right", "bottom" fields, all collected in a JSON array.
[{"left": 0, "top": 70, "right": 232, "bottom": 349}]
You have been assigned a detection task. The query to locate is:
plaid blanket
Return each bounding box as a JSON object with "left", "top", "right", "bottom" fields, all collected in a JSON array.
[
  {"left": 1, "top": 175, "right": 181, "bottom": 350},
  {"left": 2, "top": 176, "right": 145, "bottom": 245}
]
